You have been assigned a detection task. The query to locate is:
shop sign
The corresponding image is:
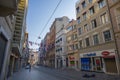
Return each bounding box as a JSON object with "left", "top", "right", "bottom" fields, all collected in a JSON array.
[
  {"left": 83, "top": 53, "right": 96, "bottom": 57},
  {"left": 102, "top": 51, "right": 110, "bottom": 56},
  {"left": 69, "top": 56, "right": 75, "bottom": 60}
]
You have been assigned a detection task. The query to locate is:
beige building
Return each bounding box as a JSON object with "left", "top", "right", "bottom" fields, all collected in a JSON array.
[
  {"left": 7, "top": 0, "right": 28, "bottom": 78},
  {"left": 46, "top": 22, "right": 56, "bottom": 68},
  {"left": 76, "top": 0, "right": 119, "bottom": 74},
  {"left": 65, "top": 19, "right": 79, "bottom": 70},
  {"left": 55, "top": 16, "right": 69, "bottom": 69},
  {"left": 0, "top": 0, "right": 19, "bottom": 80},
  {"left": 108, "top": 0, "right": 120, "bottom": 74}
]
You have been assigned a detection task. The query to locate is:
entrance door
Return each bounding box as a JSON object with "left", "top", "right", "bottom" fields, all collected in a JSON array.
[
  {"left": 0, "top": 34, "right": 7, "bottom": 74},
  {"left": 104, "top": 58, "right": 117, "bottom": 73},
  {"left": 94, "top": 58, "right": 102, "bottom": 71},
  {"left": 66, "top": 58, "right": 68, "bottom": 67}
]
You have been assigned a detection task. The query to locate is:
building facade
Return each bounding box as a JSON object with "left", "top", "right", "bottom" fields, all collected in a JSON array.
[
  {"left": 7, "top": 0, "right": 28, "bottom": 78},
  {"left": 0, "top": 0, "right": 19, "bottom": 80},
  {"left": 55, "top": 16, "right": 69, "bottom": 69},
  {"left": 76, "top": 0, "right": 119, "bottom": 74},
  {"left": 108, "top": 0, "right": 120, "bottom": 74},
  {"left": 65, "top": 19, "right": 79, "bottom": 70},
  {"left": 46, "top": 22, "right": 56, "bottom": 68},
  {"left": 22, "top": 32, "right": 29, "bottom": 67}
]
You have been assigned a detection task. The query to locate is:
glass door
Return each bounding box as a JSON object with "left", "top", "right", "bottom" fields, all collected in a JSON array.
[{"left": 94, "top": 57, "right": 102, "bottom": 71}]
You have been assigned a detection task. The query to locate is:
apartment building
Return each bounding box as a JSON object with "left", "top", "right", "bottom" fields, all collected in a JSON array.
[
  {"left": 38, "top": 40, "right": 45, "bottom": 65},
  {"left": 55, "top": 16, "right": 69, "bottom": 69},
  {"left": 44, "top": 32, "right": 51, "bottom": 66},
  {"left": 7, "top": 0, "right": 28, "bottom": 77},
  {"left": 76, "top": 0, "right": 118, "bottom": 74},
  {"left": 47, "top": 22, "right": 56, "bottom": 68},
  {"left": 108, "top": 0, "right": 120, "bottom": 74},
  {"left": 22, "top": 32, "right": 29, "bottom": 67},
  {"left": 0, "top": 0, "right": 19, "bottom": 80},
  {"left": 65, "top": 19, "right": 79, "bottom": 70}
]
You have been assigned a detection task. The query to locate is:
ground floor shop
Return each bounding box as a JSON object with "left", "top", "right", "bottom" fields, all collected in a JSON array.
[
  {"left": 80, "top": 49, "right": 118, "bottom": 74},
  {"left": 55, "top": 55, "right": 67, "bottom": 69},
  {"left": 68, "top": 53, "right": 79, "bottom": 70}
]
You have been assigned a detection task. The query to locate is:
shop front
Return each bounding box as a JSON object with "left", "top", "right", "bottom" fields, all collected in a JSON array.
[
  {"left": 102, "top": 51, "right": 118, "bottom": 74},
  {"left": 68, "top": 55, "right": 75, "bottom": 69},
  {"left": 80, "top": 49, "right": 118, "bottom": 73}
]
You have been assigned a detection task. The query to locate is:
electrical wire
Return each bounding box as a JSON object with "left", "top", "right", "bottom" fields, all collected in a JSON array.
[{"left": 35, "top": 0, "right": 63, "bottom": 42}]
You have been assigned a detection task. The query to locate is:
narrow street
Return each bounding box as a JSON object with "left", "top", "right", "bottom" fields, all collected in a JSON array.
[{"left": 8, "top": 66, "right": 120, "bottom": 80}]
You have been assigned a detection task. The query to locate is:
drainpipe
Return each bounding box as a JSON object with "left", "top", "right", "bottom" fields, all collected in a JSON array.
[{"left": 106, "top": 0, "right": 120, "bottom": 74}]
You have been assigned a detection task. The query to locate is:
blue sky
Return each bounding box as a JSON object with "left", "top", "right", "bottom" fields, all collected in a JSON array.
[{"left": 27, "top": 0, "right": 78, "bottom": 49}]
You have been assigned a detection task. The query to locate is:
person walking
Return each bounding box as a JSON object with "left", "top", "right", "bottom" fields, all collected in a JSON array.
[{"left": 29, "top": 63, "right": 31, "bottom": 72}]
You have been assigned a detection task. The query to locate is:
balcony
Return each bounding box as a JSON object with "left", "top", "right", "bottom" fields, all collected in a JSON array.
[
  {"left": 0, "top": 0, "right": 20, "bottom": 16},
  {"left": 12, "top": 43, "right": 21, "bottom": 56}
]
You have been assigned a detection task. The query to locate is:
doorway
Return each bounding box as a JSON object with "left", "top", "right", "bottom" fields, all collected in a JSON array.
[{"left": 0, "top": 33, "right": 7, "bottom": 75}]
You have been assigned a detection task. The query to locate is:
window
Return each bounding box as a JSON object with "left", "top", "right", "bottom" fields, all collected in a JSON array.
[
  {"left": 89, "top": 6, "right": 95, "bottom": 15},
  {"left": 72, "top": 34, "right": 74, "bottom": 40},
  {"left": 103, "top": 30, "right": 112, "bottom": 42},
  {"left": 85, "top": 37, "right": 90, "bottom": 47},
  {"left": 79, "top": 40, "right": 83, "bottom": 48},
  {"left": 76, "top": 7, "right": 80, "bottom": 13},
  {"left": 83, "top": 12, "right": 87, "bottom": 20},
  {"left": 93, "top": 34, "right": 99, "bottom": 45},
  {"left": 98, "top": 0, "right": 106, "bottom": 9},
  {"left": 84, "top": 24, "right": 89, "bottom": 32},
  {"left": 82, "top": 1, "right": 86, "bottom": 8},
  {"left": 101, "top": 13, "right": 108, "bottom": 24},
  {"left": 67, "top": 26, "right": 72, "bottom": 32},
  {"left": 78, "top": 27, "right": 82, "bottom": 35},
  {"left": 60, "top": 38, "right": 62, "bottom": 41},
  {"left": 91, "top": 19, "right": 97, "bottom": 28},
  {"left": 88, "top": 0, "right": 92, "bottom": 3},
  {"left": 77, "top": 17, "right": 81, "bottom": 24},
  {"left": 73, "top": 25, "right": 76, "bottom": 29},
  {"left": 74, "top": 44, "right": 78, "bottom": 50},
  {"left": 74, "top": 34, "right": 77, "bottom": 39}
]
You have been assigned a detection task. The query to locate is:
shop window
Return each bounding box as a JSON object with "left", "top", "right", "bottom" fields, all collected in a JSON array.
[{"left": 103, "top": 30, "right": 112, "bottom": 42}]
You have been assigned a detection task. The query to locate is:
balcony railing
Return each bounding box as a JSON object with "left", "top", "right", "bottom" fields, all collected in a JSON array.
[{"left": 0, "top": 0, "right": 20, "bottom": 16}]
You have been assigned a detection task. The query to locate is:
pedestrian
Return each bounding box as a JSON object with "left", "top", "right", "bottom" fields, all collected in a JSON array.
[{"left": 29, "top": 64, "right": 31, "bottom": 72}]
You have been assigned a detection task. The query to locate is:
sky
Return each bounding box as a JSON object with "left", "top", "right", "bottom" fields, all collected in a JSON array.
[{"left": 27, "top": 0, "right": 78, "bottom": 49}]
